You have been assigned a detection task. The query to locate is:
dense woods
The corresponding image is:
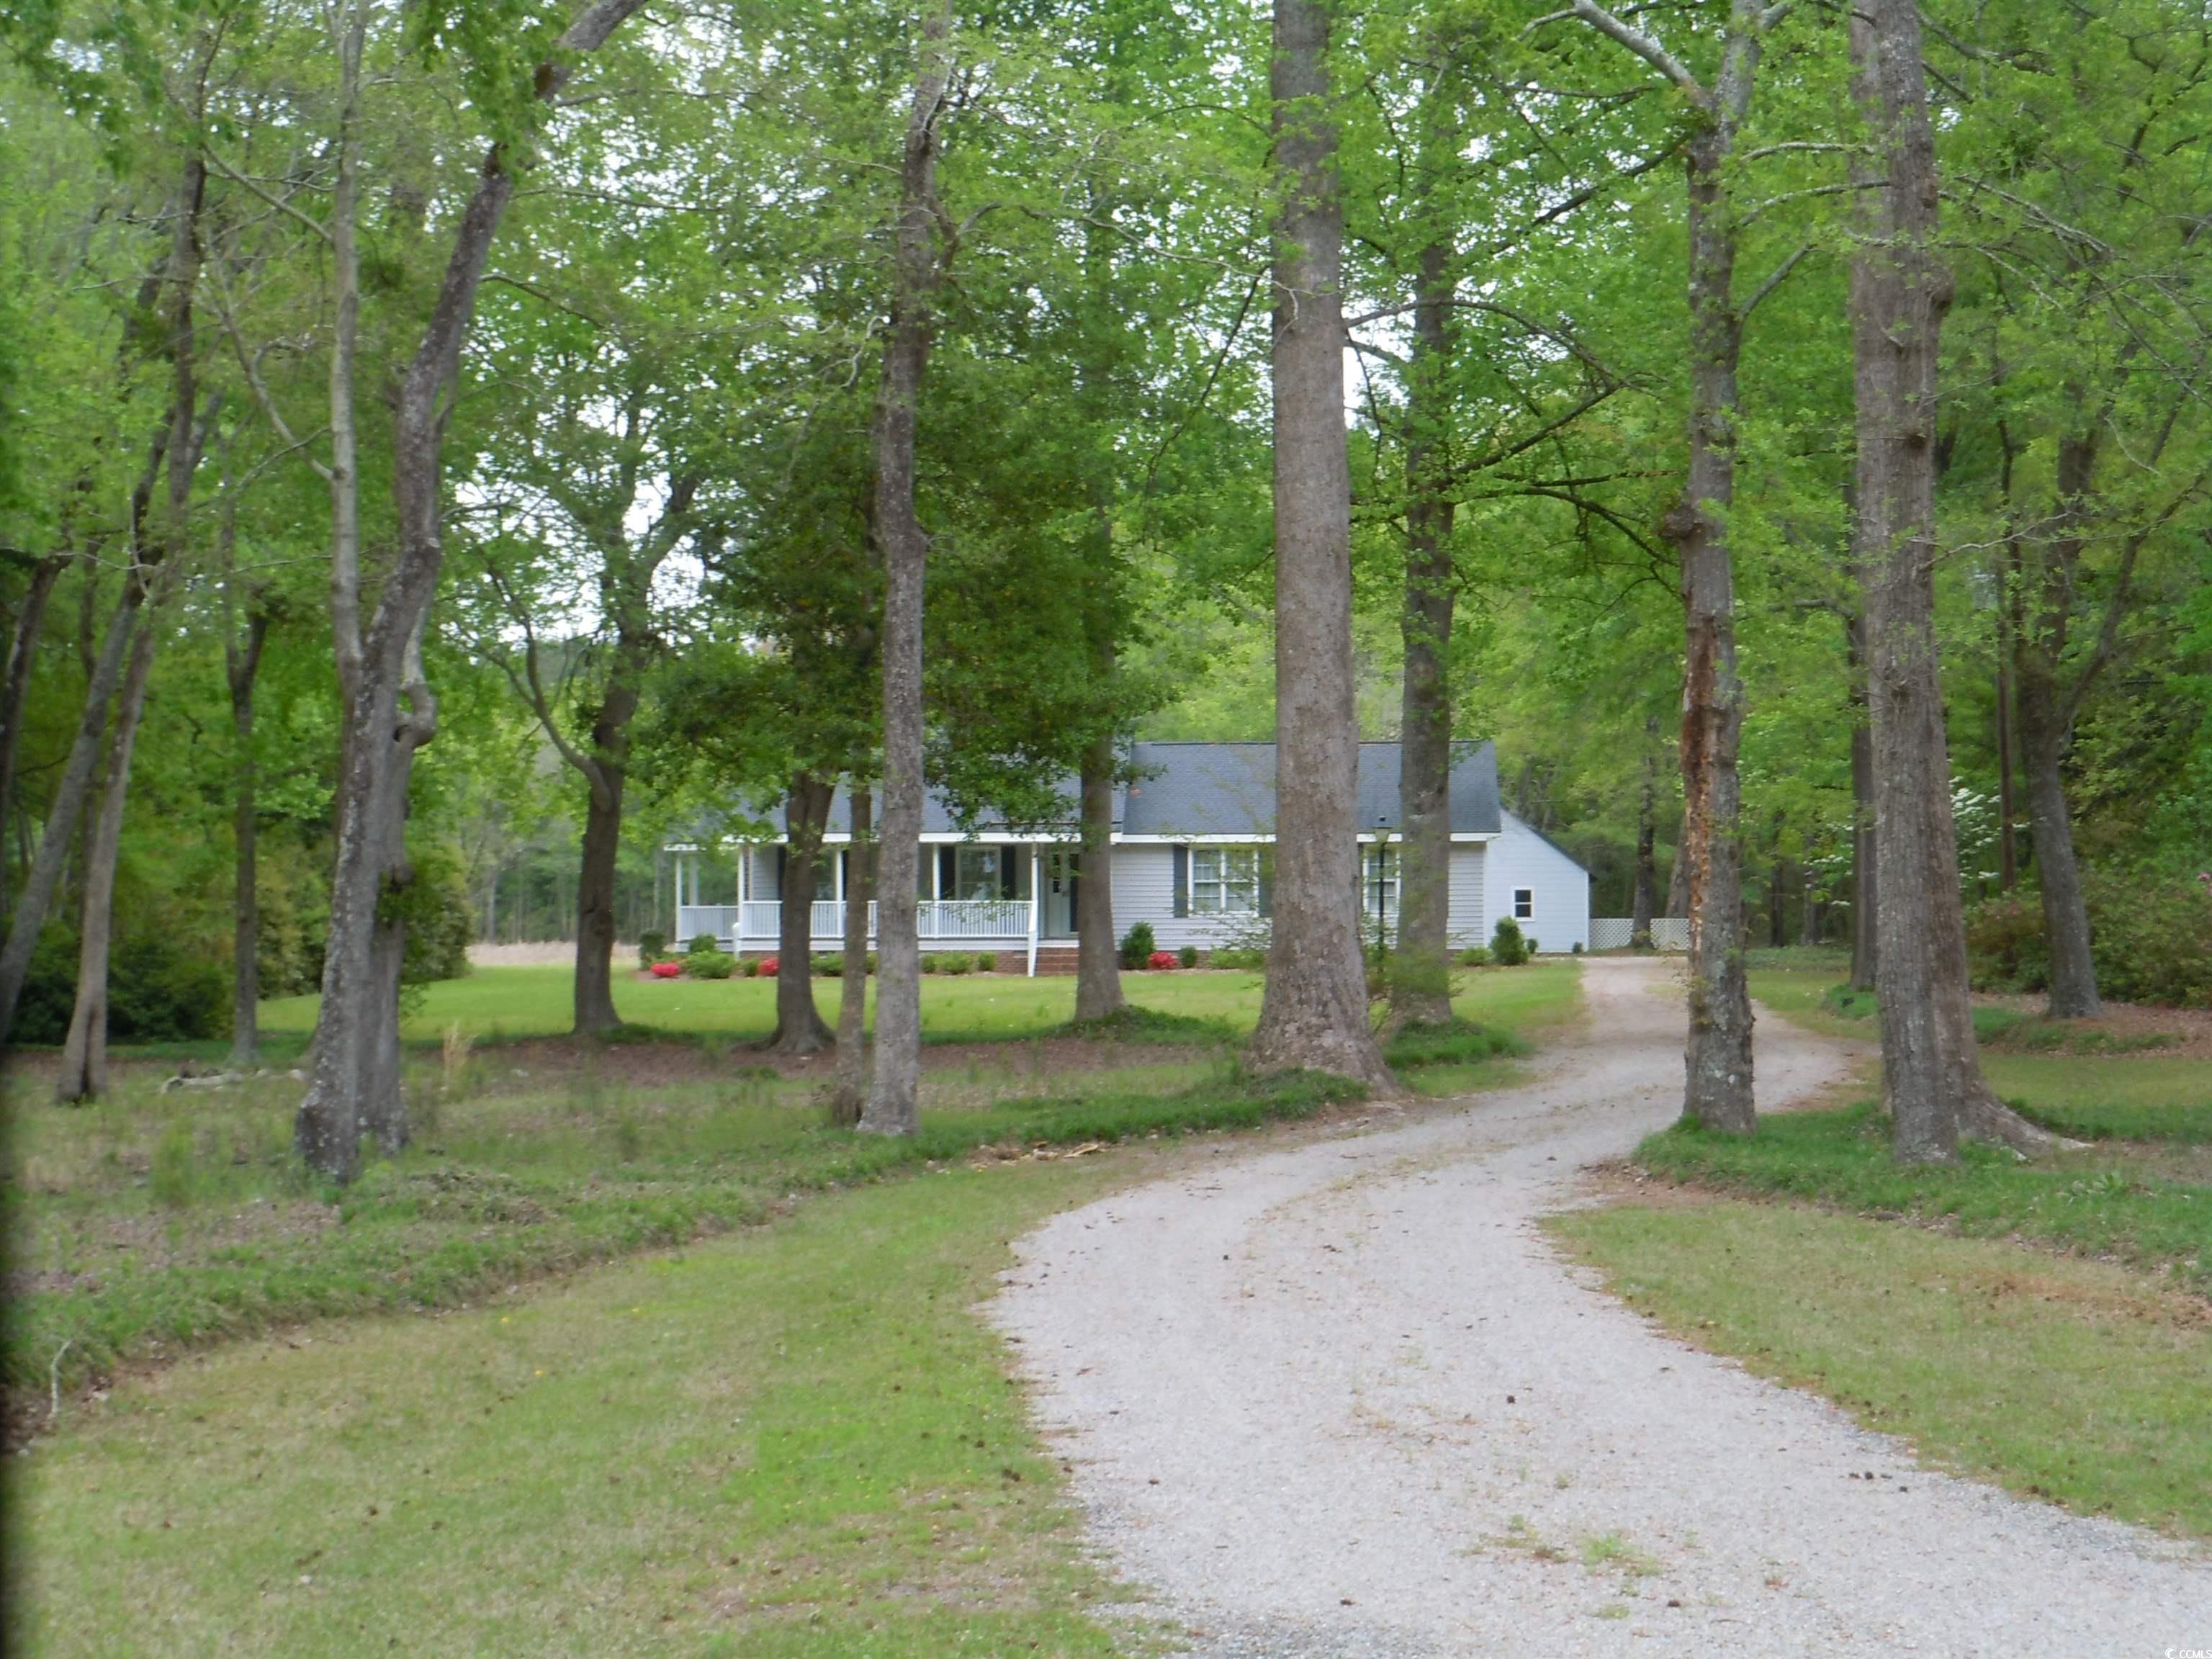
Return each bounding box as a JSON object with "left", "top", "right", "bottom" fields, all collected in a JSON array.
[{"left": 5, "top": 0, "right": 2212, "bottom": 1172}]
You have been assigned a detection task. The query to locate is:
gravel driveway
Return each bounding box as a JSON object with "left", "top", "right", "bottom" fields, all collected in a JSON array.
[{"left": 992, "top": 956, "right": 2211, "bottom": 1657}]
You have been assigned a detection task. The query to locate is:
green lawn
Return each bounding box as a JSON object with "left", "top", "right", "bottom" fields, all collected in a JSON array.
[
  {"left": 1550, "top": 1199, "right": 2212, "bottom": 1539},
  {"left": 12, "top": 1156, "right": 1143, "bottom": 1656},
  {"left": 8, "top": 962, "right": 1581, "bottom": 1405},
  {"left": 258, "top": 958, "right": 1583, "bottom": 1049}
]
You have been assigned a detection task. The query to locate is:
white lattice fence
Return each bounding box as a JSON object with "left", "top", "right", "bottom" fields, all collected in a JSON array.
[{"left": 1590, "top": 917, "right": 1690, "bottom": 951}]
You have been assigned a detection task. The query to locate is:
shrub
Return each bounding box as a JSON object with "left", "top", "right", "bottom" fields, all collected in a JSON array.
[
  {"left": 1571, "top": 940, "right": 1584, "bottom": 955},
  {"left": 1147, "top": 950, "right": 1179, "bottom": 971},
  {"left": 689, "top": 933, "right": 722, "bottom": 956},
  {"left": 683, "top": 950, "right": 735, "bottom": 980},
  {"left": 392, "top": 843, "right": 474, "bottom": 985},
  {"left": 1491, "top": 917, "right": 1529, "bottom": 966},
  {"left": 13, "top": 929, "right": 232, "bottom": 1046},
  {"left": 1527, "top": 938, "right": 1539, "bottom": 956},
  {"left": 920, "top": 956, "right": 940, "bottom": 974},
  {"left": 866, "top": 951, "right": 879, "bottom": 975},
  {"left": 1965, "top": 893, "right": 2051, "bottom": 993},
  {"left": 1211, "top": 947, "right": 1266, "bottom": 970},
  {"left": 739, "top": 956, "right": 760, "bottom": 977},
  {"left": 1457, "top": 945, "right": 1491, "bottom": 968},
  {"left": 942, "top": 953, "right": 974, "bottom": 976},
  {"left": 1178, "top": 945, "right": 1200, "bottom": 968},
  {"left": 816, "top": 953, "right": 844, "bottom": 978},
  {"left": 1966, "top": 872, "right": 2212, "bottom": 1007},
  {"left": 759, "top": 956, "right": 781, "bottom": 978},
  {"left": 974, "top": 951, "right": 997, "bottom": 972},
  {"left": 637, "top": 930, "right": 667, "bottom": 971},
  {"left": 1118, "top": 920, "right": 1156, "bottom": 970},
  {"left": 649, "top": 960, "right": 682, "bottom": 979}
]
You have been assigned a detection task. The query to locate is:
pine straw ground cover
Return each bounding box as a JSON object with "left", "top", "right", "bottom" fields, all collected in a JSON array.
[{"left": 1547, "top": 948, "right": 2212, "bottom": 1541}]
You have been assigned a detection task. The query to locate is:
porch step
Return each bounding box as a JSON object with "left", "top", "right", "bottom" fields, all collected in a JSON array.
[{"left": 1025, "top": 945, "right": 1080, "bottom": 975}]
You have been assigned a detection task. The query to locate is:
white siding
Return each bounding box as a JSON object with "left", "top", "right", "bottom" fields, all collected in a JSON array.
[
  {"left": 745, "top": 847, "right": 779, "bottom": 901},
  {"left": 1484, "top": 811, "right": 1591, "bottom": 953},
  {"left": 1111, "top": 844, "right": 1269, "bottom": 951},
  {"left": 1447, "top": 844, "right": 1487, "bottom": 945}
]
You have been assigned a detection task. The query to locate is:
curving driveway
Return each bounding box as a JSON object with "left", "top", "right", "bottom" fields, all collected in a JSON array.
[{"left": 992, "top": 956, "right": 2211, "bottom": 1657}]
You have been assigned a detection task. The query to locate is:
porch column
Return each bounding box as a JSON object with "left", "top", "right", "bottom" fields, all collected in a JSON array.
[{"left": 1026, "top": 845, "right": 1041, "bottom": 977}]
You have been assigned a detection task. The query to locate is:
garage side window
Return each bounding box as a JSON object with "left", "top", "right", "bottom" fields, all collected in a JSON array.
[{"left": 1514, "top": 888, "right": 1534, "bottom": 920}]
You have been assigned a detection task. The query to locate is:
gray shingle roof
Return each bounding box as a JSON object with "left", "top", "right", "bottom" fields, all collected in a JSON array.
[
  {"left": 691, "top": 740, "right": 1503, "bottom": 842},
  {"left": 1119, "top": 741, "right": 1501, "bottom": 837}
]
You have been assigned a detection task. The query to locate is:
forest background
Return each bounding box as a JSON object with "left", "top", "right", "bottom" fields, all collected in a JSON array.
[{"left": 4, "top": 0, "right": 2211, "bottom": 1058}]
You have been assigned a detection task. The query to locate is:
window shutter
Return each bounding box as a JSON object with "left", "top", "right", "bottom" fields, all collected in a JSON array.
[
  {"left": 1172, "top": 845, "right": 1189, "bottom": 918},
  {"left": 1000, "top": 846, "right": 1017, "bottom": 899},
  {"left": 938, "top": 846, "right": 956, "bottom": 898}
]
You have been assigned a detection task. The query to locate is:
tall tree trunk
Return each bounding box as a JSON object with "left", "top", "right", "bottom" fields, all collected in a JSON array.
[
  {"left": 1392, "top": 235, "right": 1457, "bottom": 1028},
  {"left": 1851, "top": 0, "right": 2059, "bottom": 1161},
  {"left": 1846, "top": 606, "right": 1877, "bottom": 992},
  {"left": 0, "top": 551, "right": 65, "bottom": 930},
  {"left": 1671, "top": 99, "right": 1757, "bottom": 1135},
  {"left": 860, "top": 0, "right": 953, "bottom": 1137},
  {"left": 296, "top": 0, "right": 649, "bottom": 1179},
  {"left": 1074, "top": 726, "right": 1123, "bottom": 1021},
  {"left": 227, "top": 595, "right": 270, "bottom": 1069},
  {"left": 831, "top": 785, "right": 873, "bottom": 1125},
  {"left": 1630, "top": 716, "right": 1658, "bottom": 948},
  {"left": 55, "top": 620, "right": 158, "bottom": 1102},
  {"left": 768, "top": 772, "right": 835, "bottom": 1056},
  {"left": 0, "top": 590, "right": 138, "bottom": 1039},
  {"left": 1249, "top": 0, "right": 1394, "bottom": 1090},
  {"left": 570, "top": 667, "right": 650, "bottom": 1037},
  {"left": 2015, "top": 663, "right": 2100, "bottom": 1017}
]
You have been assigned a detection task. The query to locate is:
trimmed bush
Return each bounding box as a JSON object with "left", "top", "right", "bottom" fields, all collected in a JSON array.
[
  {"left": 759, "top": 956, "right": 781, "bottom": 978},
  {"left": 816, "top": 953, "right": 844, "bottom": 978},
  {"left": 689, "top": 934, "right": 721, "bottom": 956},
  {"left": 1456, "top": 945, "right": 1491, "bottom": 967},
  {"left": 1178, "top": 945, "right": 1200, "bottom": 968},
  {"left": 1211, "top": 947, "right": 1266, "bottom": 971},
  {"left": 941, "top": 953, "right": 974, "bottom": 976},
  {"left": 648, "top": 961, "right": 682, "bottom": 979},
  {"left": 1118, "top": 920, "right": 1156, "bottom": 970},
  {"left": 866, "top": 951, "right": 879, "bottom": 975},
  {"left": 739, "top": 956, "right": 760, "bottom": 978},
  {"left": 1146, "top": 950, "right": 1179, "bottom": 971},
  {"left": 637, "top": 930, "right": 667, "bottom": 971},
  {"left": 920, "top": 956, "right": 940, "bottom": 974},
  {"left": 683, "top": 950, "right": 735, "bottom": 980},
  {"left": 1491, "top": 917, "right": 1529, "bottom": 966},
  {"left": 974, "top": 952, "right": 997, "bottom": 972}
]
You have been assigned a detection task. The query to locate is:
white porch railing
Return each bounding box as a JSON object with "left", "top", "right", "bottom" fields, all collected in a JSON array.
[
  {"left": 1590, "top": 917, "right": 1689, "bottom": 951},
  {"left": 677, "top": 899, "right": 1033, "bottom": 947}
]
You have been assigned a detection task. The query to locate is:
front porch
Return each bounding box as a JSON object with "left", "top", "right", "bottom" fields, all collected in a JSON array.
[{"left": 673, "top": 839, "right": 1080, "bottom": 976}]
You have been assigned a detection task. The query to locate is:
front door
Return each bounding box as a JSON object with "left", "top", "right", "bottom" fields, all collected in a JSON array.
[{"left": 1043, "top": 850, "right": 1080, "bottom": 938}]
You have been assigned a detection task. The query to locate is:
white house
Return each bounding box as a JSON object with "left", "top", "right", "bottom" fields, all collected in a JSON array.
[{"left": 669, "top": 741, "right": 1592, "bottom": 973}]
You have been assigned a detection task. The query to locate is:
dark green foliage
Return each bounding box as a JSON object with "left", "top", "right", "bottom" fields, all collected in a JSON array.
[
  {"left": 1632, "top": 1102, "right": 2210, "bottom": 1289},
  {"left": 1177, "top": 945, "right": 1200, "bottom": 968},
  {"left": 1210, "top": 948, "right": 1266, "bottom": 970},
  {"left": 1966, "top": 872, "right": 2212, "bottom": 1007},
  {"left": 1821, "top": 982, "right": 1878, "bottom": 1020},
  {"left": 941, "top": 952, "right": 974, "bottom": 976},
  {"left": 975, "top": 951, "right": 997, "bottom": 972},
  {"left": 1056, "top": 1003, "right": 1236, "bottom": 1044},
  {"left": 395, "top": 845, "right": 475, "bottom": 986},
  {"left": 1491, "top": 917, "right": 1529, "bottom": 966},
  {"left": 688, "top": 934, "right": 721, "bottom": 955},
  {"left": 1383, "top": 1018, "right": 1527, "bottom": 1069},
  {"left": 683, "top": 950, "right": 734, "bottom": 980},
  {"left": 1118, "top": 920, "right": 1156, "bottom": 970},
  {"left": 637, "top": 930, "right": 667, "bottom": 968},
  {"left": 12, "top": 929, "right": 229, "bottom": 1046},
  {"left": 1456, "top": 946, "right": 1491, "bottom": 967},
  {"left": 815, "top": 952, "right": 844, "bottom": 978}
]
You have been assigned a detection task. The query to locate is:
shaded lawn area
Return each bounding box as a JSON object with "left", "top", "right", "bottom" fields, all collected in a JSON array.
[
  {"left": 258, "top": 958, "right": 1583, "bottom": 1051},
  {"left": 13, "top": 1156, "right": 1148, "bottom": 1658},
  {"left": 1629, "top": 1103, "right": 2210, "bottom": 1291},
  {"left": 6, "top": 963, "right": 1581, "bottom": 1411},
  {"left": 1747, "top": 948, "right": 2212, "bottom": 1146},
  {"left": 1550, "top": 1199, "right": 2212, "bottom": 1539}
]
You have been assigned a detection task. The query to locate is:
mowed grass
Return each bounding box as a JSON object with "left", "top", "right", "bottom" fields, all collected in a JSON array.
[
  {"left": 6, "top": 963, "right": 1575, "bottom": 1404},
  {"left": 12, "top": 1156, "right": 1144, "bottom": 1657},
  {"left": 258, "top": 958, "right": 1580, "bottom": 1049},
  {"left": 1549, "top": 1199, "right": 2212, "bottom": 1538}
]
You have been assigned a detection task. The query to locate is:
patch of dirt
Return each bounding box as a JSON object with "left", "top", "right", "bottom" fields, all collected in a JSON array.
[{"left": 1977, "top": 992, "right": 2212, "bottom": 1056}]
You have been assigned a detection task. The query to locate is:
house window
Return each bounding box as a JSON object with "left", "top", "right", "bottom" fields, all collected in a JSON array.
[
  {"left": 1190, "top": 846, "right": 1261, "bottom": 914},
  {"left": 1362, "top": 846, "right": 1398, "bottom": 922},
  {"left": 1514, "top": 888, "right": 1534, "bottom": 920},
  {"left": 954, "top": 845, "right": 1003, "bottom": 901}
]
